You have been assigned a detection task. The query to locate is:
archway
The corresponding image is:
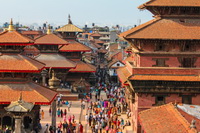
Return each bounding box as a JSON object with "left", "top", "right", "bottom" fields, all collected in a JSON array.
[
  {"left": 2, "top": 116, "right": 12, "bottom": 128},
  {"left": 23, "top": 116, "right": 32, "bottom": 129}
]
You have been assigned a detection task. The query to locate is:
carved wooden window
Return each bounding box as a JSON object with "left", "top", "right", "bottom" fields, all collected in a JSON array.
[
  {"left": 152, "top": 58, "right": 169, "bottom": 67},
  {"left": 155, "top": 43, "right": 165, "bottom": 51},
  {"left": 155, "top": 96, "right": 165, "bottom": 106},
  {"left": 182, "top": 95, "right": 192, "bottom": 104},
  {"left": 178, "top": 57, "right": 197, "bottom": 68}
]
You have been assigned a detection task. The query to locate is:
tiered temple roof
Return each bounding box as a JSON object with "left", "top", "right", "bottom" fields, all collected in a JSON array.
[
  {"left": 59, "top": 40, "right": 91, "bottom": 52},
  {"left": 0, "top": 82, "right": 57, "bottom": 105},
  {"left": 35, "top": 54, "right": 76, "bottom": 69},
  {"left": 0, "top": 54, "right": 45, "bottom": 72},
  {"left": 34, "top": 33, "right": 69, "bottom": 45},
  {"left": 69, "top": 61, "right": 96, "bottom": 73}
]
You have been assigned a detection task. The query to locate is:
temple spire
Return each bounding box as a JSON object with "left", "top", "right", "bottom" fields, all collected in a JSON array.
[
  {"left": 47, "top": 24, "right": 52, "bottom": 34},
  {"left": 68, "top": 14, "right": 73, "bottom": 24},
  {"left": 8, "top": 18, "right": 15, "bottom": 31}
]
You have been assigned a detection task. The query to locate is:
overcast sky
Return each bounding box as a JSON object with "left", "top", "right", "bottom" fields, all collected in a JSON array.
[{"left": 1, "top": 0, "right": 153, "bottom": 27}]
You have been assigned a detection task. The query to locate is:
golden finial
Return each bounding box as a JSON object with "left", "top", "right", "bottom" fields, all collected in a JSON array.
[
  {"left": 47, "top": 24, "right": 52, "bottom": 34},
  {"left": 8, "top": 18, "right": 15, "bottom": 31}
]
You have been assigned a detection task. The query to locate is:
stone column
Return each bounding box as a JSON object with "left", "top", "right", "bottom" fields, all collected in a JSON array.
[
  {"left": 41, "top": 70, "right": 48, "bottom": 86},
  {"left": 51, "top": 99, "right": 56, "bottom": 129},
  {"left": 48, "top": 70, "right": 60, "bottom": 129},
  {"left": 14, "top": 117, "right": 22, "bottom": 133}
]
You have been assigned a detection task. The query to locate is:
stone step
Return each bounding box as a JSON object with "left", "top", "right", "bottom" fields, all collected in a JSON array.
[
  {"left": 57, "top": 89, "right": 72, "bottom": 95},
  {"left": 61, "top": 94, "right": 79, "bottom": 101}
]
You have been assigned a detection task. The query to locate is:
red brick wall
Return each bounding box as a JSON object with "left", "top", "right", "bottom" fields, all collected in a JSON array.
[
  {"left": 166, "top": 94, "right": 182, "bottom": 103},
  {"left": 192, "top": 95, "right": 200, "bottom": 105},
  {"left": 140, "top": 56, "right": 181, "bottom": 67}
]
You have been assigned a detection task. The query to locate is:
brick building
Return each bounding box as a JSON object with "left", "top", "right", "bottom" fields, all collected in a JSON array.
[{"left": 117, "top": 0, "right": 200, "bottom": 132}]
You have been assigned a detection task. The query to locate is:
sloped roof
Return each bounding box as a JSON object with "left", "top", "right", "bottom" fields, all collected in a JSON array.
[
  {"left": 116, "top": 67, "right": 132, "bottom": 85},
  {"left": 69, "top": 61, "right": 96, "bottom": 73},
  {"left": 34, "top": 33, "right": 69, "bottom": 45},
  {"left": 56, "top": 24, "right": 83, "bottom": 32},
  {"left": 35, "top": 54, "right": 76, "bottom": 68},
  {"left": 129, "top": 75, "right": 200, "bottom": 82},
  {"left": 0, "top": 82, "right": 57, "bottom": 105},
  {"left": 139, "top": 0, "right": 200, "bottom": 9},
  {"left": 21, "top": 30, "right": 43, "bottom": 35},
  {"left": 0, "top": 54, "right": 45, "bottom": 72},
  {"left": 108, "top": 59, "right": 124, "bottom": 68},
  {"left": 139, "top": 103, "right": 197, "bottom": 133},
  {"left": 5, "top": 99, "right": 34, "bottom": 112},
  {"left": 0, "top": 30, "right": 33, "bottom": 44},
  {"left": 120, "top": 18, "right": 200, "bottom": 40},
  {"left": 59, "top": 41, "right": 91, "bottom": 52}
]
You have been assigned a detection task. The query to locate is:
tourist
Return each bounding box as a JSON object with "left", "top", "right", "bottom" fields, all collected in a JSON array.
[
  {"left": 64, "top": 109, "right": 67, "bottom": 116},
  {"left": 79, "top": 122, "right": 83, "bottom": 133},
  {"left": 60, "top": 109, "right": 63, "bottom": 118},
  {"left": 57, "top": 108, "right": 61, "bottom": 117},
  {"left": 41, "top": 110, "right": 44, "bottom": 119},
  {"left": 49, "top": 107, "right": 51, "bottom": 116}
]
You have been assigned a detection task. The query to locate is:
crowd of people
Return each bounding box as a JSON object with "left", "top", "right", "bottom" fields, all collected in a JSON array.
[{"left": 83, "top": 82, "right": 131, "bottom": 133}]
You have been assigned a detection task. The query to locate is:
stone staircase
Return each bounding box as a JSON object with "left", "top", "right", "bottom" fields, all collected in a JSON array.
[{"left": 57, "top": 89, "right": 79, "bottom": 101}]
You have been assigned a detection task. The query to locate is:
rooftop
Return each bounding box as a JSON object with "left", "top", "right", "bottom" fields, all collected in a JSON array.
[
  {"left": 139, "top": 0, "right": 200, "bottom": 9},
  {"left": 34, "top": 33, "right": 69, "bottom": 45},
  {"left": 0, "top": 54, "right": 45, "bottom": 72},
  {"left": 120, "top": 18, "right": 200, "bottom": 40},
  {"left": 69, "top": 61, "right": 96, "bottom": 73},
  {"left": 59, "top": 41, "right": 91, "bottom": 52},
  {"left": 139, "top": 103, "right": 198, "bottom": 133},
  {"left": 35, "top": 53, "right": 76, "bottom": 69},
  {"left": 0, "top": 81, "right": 57, "bottom": 105}
]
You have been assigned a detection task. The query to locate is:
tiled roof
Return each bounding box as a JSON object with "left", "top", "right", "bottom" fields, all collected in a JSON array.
[
  {"left": 116, "top": 67, "right": 132, "bottom": 84},
  {"left": 139, "top": 103, "right": 197, "bottom": 133},
  {"left": 97, "top": 48, "right": 107, "bottom": 53},
  {"left": 0, "top": 82, "right": 57, "bottom": 105},
  {"left": 109, "top": 43, "right": 119, "bottom": 52},
  {"left": 111, "top": 51, "right": 123, "bottom": 61},
  {"left": 0, "top": 30, "right": 33, "bottom": 44},
  {"left": 129, "top": 75, "right": 200, "bottom": 82},
  {"left": 34, "top": 33, "right": 69, "bottom": 45},
  {"left": 35, "top": 54, "right": 76, "bottom": 69},
  {"left": 59, "top": 41, "right": 91, "bottom": 52},
  {"left": 69, "top": 61, "right": 96, "bottom": 72},
  {"left": 90, "top": 42, "right": 102, "bottom": 49},
  {"left": 0, "top": 54, "right": 45, "bottom": 72},
  {"left": 120, "top": 18, "right": 200, "bottom": 40},
  {"left": 139, "top": 0, "right": 200, "bottom": 9},
  {"left": 21, "top": 30, "right": 43, "bottom": 35},
  {"left": 56, "top": 24, "right": 83, "bottom": 32}
]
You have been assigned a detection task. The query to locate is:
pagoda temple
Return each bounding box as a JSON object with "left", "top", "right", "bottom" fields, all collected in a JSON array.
[
  {"left": 0, "top": 19, "right": 57, "bottom": 132},
  {"left": 34, "top": 25, "right": 76, "bottom": 87},
  {"left": 118, "top": 0, "right": 200, "bottom": 132},
  {"left": 56, "top": 16, "right": 96, "bottom": 86}
]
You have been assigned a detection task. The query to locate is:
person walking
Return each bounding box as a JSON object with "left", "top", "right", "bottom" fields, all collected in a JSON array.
[
  {"left": 57, "top": 108, "right": 61, "bottom": 117},
  {"left": 61, "top": 109, "right": 63, "bottom": 118},
  {"left": 79, "top": 122, "right": 83, "bottom": 133},
  {"left": 41, "top": 110, "right": 44, "bottom": 119}
]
